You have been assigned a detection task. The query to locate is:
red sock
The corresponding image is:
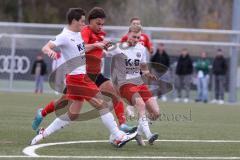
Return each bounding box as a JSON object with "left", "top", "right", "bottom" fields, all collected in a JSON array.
[
  {"left": 41, "top": 101, "right": 55, "bottom": 117},
  {"left": 113, "top": 100, "right": 126, "bottom": 125}
]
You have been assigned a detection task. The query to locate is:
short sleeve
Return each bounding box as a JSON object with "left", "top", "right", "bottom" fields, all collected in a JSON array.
[
  {"left": 141, "top": 47, "right": 148, "bottom": 63},
  {"left": 120, "top": 34, "right": 128, "bottom": 42},
  {"left": 143, "top": 34, "right": 152, "bottom": 52},
  {"left": 50, "top": 34, "right": 65, "bottom": 47},
  {"left": 107, "top": 43, "right": 122, "bottom": 57},
  {"left": 81, "top": 28, "right": 91, "bottom": 44}
]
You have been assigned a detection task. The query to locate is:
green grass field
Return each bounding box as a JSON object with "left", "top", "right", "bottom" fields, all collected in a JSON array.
[{"left": 0, "top": 91, "right": 240, "bottom": 160}]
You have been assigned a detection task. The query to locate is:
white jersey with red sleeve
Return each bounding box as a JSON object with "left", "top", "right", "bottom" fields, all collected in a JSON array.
[{"left": 50, "top": 27, "right": 86, "bottom": 75}]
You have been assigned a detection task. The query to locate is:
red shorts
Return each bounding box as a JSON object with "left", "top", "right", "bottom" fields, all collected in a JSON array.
[
  {"left": 66, "top": 74, "right": 99, "bottom": 101},
  {"left": 119, "top": 83, "right": 153, "bottom": 105}
]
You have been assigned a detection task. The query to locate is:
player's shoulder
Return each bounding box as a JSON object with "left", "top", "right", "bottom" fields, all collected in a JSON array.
[
  {"left": 81, "top": 26, "right": 92, "bottom": 34},
  {"left": 121, "top": 34, "right": 128, "bottom": 42},
  {"left": 135, "top": 43, "right": 146, "bottom": 50},
  {"left": 141, "top": 33, "right": 150, "bottom": 38}
]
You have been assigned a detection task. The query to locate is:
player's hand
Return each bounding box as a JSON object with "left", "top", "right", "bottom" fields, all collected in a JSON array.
[
  {"left": 94, "top": 42, "right": 107, "bottom": 49},
  {"left": 143, "top": 72, "right": 157, "bottom": 81},
  {"left": 104, "top": 41, "right": 113, "bottom": 50},
  {"left": 47, "top": 50, "right": 58, "bottom": 59}
]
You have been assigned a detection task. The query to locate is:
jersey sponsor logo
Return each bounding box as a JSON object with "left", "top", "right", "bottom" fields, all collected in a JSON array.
[
  {"left": 77, "top": 43, "right": 85, "bottom": 52},
  {"left": 125, "top": 59, "right": 140, "bottom": 66},
  {"left": 0, "top": 55, "right": 30, "bottom": 74},
  {"left": 136, "top": 52, "right": 141, "bottom": 58}
]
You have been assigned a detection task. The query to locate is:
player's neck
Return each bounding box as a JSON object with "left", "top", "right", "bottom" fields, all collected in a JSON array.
[
  {"left": 127, "top": 41, "right": 136, "bottom": 47},
  {"left": 67, "top": 25, "right": 79, "bottom": 32}
]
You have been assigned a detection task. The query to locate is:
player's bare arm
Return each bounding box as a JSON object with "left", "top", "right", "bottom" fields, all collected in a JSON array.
[
  {"left": 140, "top": 63, "right": 157, "bottom": 80},
  {"left": 42, "top": 41, "right": 58, "bottom": 59}
]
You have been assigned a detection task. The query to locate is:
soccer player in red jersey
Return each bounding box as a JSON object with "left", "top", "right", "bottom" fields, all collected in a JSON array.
[
  {"left": 121, "top": 17, "right": 153, "bottom": 54},
  {"left": 81, "top": 7, "right": 132, "bottom": 131}
]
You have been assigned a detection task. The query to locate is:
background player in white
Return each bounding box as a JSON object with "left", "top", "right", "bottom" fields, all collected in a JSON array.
[
  {"left": 108, "top": 25, "right": 160, "bottom": 146},
  {"left": 30, "top": 8, "right": 137, "bottom": 148}
]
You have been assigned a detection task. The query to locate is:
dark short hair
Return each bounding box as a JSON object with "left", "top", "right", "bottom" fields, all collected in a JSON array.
[
  {"left": 67, "top": 8, "right": 85, "bottom": 25},
  {"left": 88, "top": 7, "right": 106, "bottom": 22},
  {"left": 130, "top": 17, "right": 140, "bottom": 23}
]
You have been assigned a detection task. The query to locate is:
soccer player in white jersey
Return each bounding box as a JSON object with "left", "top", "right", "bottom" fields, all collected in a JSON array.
[
  {"left": 108, "top": 25, "right": 160, "bottom": 145},
  {"left": 30, "top": 8, "right": 137, "bottom": 148}
]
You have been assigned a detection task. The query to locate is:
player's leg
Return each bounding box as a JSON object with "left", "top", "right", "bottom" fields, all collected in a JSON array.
[
  {"left": 99, "top": 79, "right": 133, "bottom": 131},
  {"left": 87, "top": 92, "right": 137, "bottom": 148},
  {"left": 132, "top": 93, "right": 158, "bottom": 145},
  {"left": 90, "top": 73, "right": 133, "bottom": 132},
  {"left": 32, "top": 93, "right": 69, "bottom": 131},
  {"left": 145, "top": 97, "right": 160, "bottom": 121},
  {"left": 138, "top": 85, "right": 159, "bottom": 145},
  {"left": 30, "top": 100, "right": 83, "bottom": 145}
]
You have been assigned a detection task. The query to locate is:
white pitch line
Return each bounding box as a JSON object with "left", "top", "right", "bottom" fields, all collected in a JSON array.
[
  {"left": 2, "top": 155, "right": 240, "bottom": 159},
  {"left": 22, "top": 139, "right": 240, "bottom": 158}
]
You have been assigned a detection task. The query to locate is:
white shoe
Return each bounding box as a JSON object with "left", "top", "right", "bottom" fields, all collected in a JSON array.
[
  {"left": 218, "top": 100, "right": 224, "bottom": 105},
  {"left": 126, "top": 105, "right": 135, "bottom": 118},
  {"left": 174, "top": 98, "right": 180, "bottom": 102},
  {"left": 183, "top": 98, "right": 189, "bottom": 103},
  {"left": 110, "top": 130, "right": 137, "bottom": 148},
  {"left": 30, "top": 128, "right": 46, "bottom": 145},
  {"left": 210, "top": 99, "right": 217, "bottom": 103},
  {"left": 161, "top": 96, "right": 167, "bottom": 102}
]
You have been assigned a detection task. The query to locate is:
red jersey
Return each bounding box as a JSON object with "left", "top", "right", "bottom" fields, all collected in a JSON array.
[
  {"left": 121, "top": 33, "right": 153, "bottom": 54},
  {"left": 81, "top": 26, "right": 106, "bottom": 74}
]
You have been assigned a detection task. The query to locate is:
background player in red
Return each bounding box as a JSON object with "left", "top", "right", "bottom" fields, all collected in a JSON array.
[
  {"left": 121, "top": 17, "right": 153, "bottom": 54},
  {"left": 81, "top": 7, "right": 133, "bottom": 131}
]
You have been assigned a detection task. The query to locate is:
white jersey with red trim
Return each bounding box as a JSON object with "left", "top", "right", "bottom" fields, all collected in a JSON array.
[{"left": 50, "top": 27, "right": 86, "bottom": 75}]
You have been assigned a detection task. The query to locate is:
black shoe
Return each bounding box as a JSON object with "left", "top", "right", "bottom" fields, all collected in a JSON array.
[
  {"left": 148, "top": 133, "right": 158, "bottom": 145},
  {"left": 126, "top": 126, "right": 138, "bottom": 134}
]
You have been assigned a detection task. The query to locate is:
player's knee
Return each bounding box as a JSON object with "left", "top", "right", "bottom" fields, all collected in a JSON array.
[
  {"left": 68, "top": 113, "right": 79, "bottom": 121},
  {"left": 149, "top": 109, "right": 160, "bottom": 121}
]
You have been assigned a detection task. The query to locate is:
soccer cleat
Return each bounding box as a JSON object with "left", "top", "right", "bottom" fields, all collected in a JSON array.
[
  {"left": 119, "top": 123, "right": 134, "bottom": 133},
  {"left": 135, "top": 134, "right": 146, "bottom": 146},
  {"left": 32, "top": 108, "right": 43, "bottom": 131},
  {"left": 148, "top": 133, "right": 159, "bottom": 145},
  {"left": 111, "top": 131, "right": 138, "bottom": 148},
  {"left": 30, "top": 128, "right": 45, "bottom": 145},
  {"left": 126, "top": 126, "right": 138, "bottom": 134}
]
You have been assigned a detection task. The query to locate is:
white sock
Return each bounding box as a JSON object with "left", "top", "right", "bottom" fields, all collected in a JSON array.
[
  {"left": 43, "top": 114, "right": 71, "bottom": 137},
  {"left": 138, "top": 115, "right": 152, "bottom": 140},
  {"left": 100, "top": 111, "right": 122, "bottom": 139}
]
